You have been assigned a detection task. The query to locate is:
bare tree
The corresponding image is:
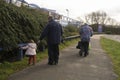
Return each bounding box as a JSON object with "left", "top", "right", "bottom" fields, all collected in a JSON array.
[
  {"left": 84, "top": 11, "right": 107, "bottom": 25},
  {"left": 84, "top": 14, "right": 91, "bottom": 24},
  {"left": 99, "top": 11, "right": 107, "bottom": 24},
  {"left": 106, "top": 17, "right": 117, "bottom": 25}
]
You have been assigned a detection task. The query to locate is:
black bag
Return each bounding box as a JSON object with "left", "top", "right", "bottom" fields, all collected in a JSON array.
[{"left": 76, "top": 41, "right": 82, "bottom": 49}]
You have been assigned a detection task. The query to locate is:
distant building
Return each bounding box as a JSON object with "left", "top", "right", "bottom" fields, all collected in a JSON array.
[
  {"left": 15, "top": 0, "right": 28, "bottom": 7},
  {"left": 4, "top": 0, "right": 82, "bottom": 27},
  {"left": 28, "top": 4, "right": 40, "bottom": 9}
]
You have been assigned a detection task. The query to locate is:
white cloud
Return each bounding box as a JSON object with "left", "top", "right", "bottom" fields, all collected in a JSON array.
[{"left": 26, "top": 0, "right": 120, "bottom": 22}]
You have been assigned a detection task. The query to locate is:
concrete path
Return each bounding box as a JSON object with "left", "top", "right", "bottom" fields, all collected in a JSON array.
[
  {"left": 103, "top": 34, "right": 120, "bottom": 42},
  {"left": 8, "top": 35, "right": 117, "bottom": 80}
]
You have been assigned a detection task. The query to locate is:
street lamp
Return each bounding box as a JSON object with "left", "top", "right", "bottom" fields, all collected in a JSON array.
[
  {"left": 66, "top": 9, "right": 69, "bottom": 24},
  {"left": 66, "top": 9, "right": 69, "bottom": 17}
]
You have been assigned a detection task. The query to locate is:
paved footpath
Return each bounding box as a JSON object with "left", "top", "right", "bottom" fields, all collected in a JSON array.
[
  {"left": 103, "top": 34, "right": 120, "bottom": 42},
  {"left": 8, "top": 35, "right": 118, "bottom": 80}
]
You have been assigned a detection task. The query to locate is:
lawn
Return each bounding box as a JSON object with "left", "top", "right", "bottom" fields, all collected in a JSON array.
[{"left": 100, "top": 37, "right": 120, "bottom": 80}]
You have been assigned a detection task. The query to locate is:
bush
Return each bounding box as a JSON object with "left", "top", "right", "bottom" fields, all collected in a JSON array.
[
  {"left": 0, "top": 0, "right": 48, "bottom": 61},
  {"left": 105, "top": 31, "right": 112, "bottom": 34},
  {"left": 63, "top": 24, "right": 79, "bottom": 37}
]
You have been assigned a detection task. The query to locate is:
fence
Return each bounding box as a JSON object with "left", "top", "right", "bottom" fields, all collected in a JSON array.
[
  {"left": 0, "top": 35, "right": 80, "bottom": 61},
  {"left": 63, "top": 35, "right": 80, "bottom": 41}
]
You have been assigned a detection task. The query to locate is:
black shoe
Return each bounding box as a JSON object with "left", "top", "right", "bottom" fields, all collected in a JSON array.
[
  {"left": 84, "top": 54, "right": 88, "bottom": 57},
  {"left": 84, "top": 55, "right": 87, "bottom": 57},
  {"left": 48, "top": 62, "right": 53, "bottom": 65}
]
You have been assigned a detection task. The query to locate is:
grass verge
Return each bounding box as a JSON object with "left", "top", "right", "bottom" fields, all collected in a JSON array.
[
  {"left": 0, "top": 38, "right": 79, "bottom": 80},
  {"left": 100, "top": 37, "right": 120, "bottom": 80}
]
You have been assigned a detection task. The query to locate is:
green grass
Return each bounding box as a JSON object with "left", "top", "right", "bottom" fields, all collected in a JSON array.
[
  {"left": 0, "top": 38, "right": 79, "bottom": 80},
  {"left": 100, "top": 37, "right": 120, "bottom": 80}
]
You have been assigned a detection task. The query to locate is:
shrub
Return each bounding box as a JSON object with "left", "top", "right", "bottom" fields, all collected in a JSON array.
[{"left": 0, "top": 0, "right": 48, "bottom": 61}]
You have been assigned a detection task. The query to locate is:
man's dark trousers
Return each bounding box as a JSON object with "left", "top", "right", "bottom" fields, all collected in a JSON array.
[{"left": 48, "top": 44, "right": 59, "bottom": 64}]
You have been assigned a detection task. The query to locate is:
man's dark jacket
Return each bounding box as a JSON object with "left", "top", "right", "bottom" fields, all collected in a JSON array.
[{"left": 40, "top": 19, "right": 63, "bottom": 45}]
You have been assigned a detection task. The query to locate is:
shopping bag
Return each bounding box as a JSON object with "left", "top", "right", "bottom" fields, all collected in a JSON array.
[{"left": 76, "top": 41, "right": 82, "bottom": 49}]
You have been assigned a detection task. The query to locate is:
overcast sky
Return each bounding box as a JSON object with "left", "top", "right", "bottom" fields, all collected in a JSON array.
[{"left": 25, "top": 0, "right": 120, "bottom": 22}]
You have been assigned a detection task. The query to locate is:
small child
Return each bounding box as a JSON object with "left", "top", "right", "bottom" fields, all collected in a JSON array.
[{"left": 21, "top": 39, "right": 37, "bottom": 65}]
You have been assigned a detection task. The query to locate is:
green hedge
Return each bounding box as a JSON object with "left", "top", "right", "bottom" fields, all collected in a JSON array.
[{"left": 0, "top": 0, "right": 48, "bottom": 61}]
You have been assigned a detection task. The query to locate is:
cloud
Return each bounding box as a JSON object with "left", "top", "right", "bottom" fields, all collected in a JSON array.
[{"left": 25, "top": 0, "right": 120, "bottom": 22}]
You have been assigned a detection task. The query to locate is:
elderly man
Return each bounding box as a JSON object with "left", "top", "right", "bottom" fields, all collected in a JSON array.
[{"left": 39, "top": 16, "right": 63, "bottom": 65}]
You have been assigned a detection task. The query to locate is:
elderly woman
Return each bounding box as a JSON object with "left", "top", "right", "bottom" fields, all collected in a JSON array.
[
  {"left": 21, "top": 39, "right": 37, "bottom": 65},
  {"left": 79, "top": 23, "right": 93, "bottom": 57}
]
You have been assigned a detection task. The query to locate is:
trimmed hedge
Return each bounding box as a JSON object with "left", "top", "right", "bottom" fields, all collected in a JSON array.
[{"left": 0, "top": 0, "right": 48, "bottom": 61}]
